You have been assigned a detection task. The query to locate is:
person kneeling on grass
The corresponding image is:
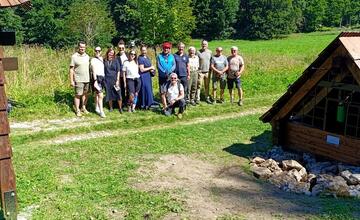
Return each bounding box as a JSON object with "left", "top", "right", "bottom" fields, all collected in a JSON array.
[{"left": 164, "top": 73, "right": 186, "bottom": 118}]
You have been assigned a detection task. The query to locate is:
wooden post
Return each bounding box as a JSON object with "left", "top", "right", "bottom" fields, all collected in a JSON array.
[{"left": 0, "top": 32, "right": 17, "bottom": 220}]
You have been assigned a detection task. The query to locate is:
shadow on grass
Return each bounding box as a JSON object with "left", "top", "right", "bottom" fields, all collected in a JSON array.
[
  {"left": 54, "top": 89, "right": 96, "bottom": 112},
  {"left": 223, "top": 130, "right": 272, "bottom": 158}
]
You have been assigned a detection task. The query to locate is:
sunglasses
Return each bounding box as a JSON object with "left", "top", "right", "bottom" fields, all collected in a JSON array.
[{"left": 130, "top": 53, "right": 136, "bottom": 55}]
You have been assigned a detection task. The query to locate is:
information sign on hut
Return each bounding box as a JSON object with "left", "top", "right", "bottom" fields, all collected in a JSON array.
[
  {"left": 0, "top": 0, "right": 31, "bottom": 219},
  {"left": 261, "top": 32, "right": 360, "bottom": 166}
]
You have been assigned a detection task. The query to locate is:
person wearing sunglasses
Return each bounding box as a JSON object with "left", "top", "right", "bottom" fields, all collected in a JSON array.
[
  {"left": 123, "top": 50, "right": 141, "bottom": 112},
  {"left": 156, "top": 41, "right": 176, "bottom": 112},
  {"left": 116, "top": 39, "right": 128, "bottom": 104},
  {"left": 90, "top": 46, "right": 106, "bottom": 117},
  {"left": 164, "top": 73, "right": 186, "bottom": 118}
]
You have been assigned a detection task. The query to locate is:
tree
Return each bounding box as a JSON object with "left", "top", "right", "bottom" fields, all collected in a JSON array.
[
  {"left": 192, "top": 0, "right": 239, "bottom": 40},
  {"left": 302, "top": 0, "right": 327, "bottom": 32},
  {"left": 125, "top": 0, "right": 195, "bottom": 49},
  {"left": 240, "top": 0, "right": 296, "bottom": 39},
  {"left": 64, "top": 0, "right": 116, "bottom": 47}
]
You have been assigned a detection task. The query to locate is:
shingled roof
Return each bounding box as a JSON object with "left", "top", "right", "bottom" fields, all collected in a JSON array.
[
  {"left": 260, "top": 32, "right": 360, "bottom": 123},
  {"left": 0, "top": 0, "right": 31, "bottom": 9}
]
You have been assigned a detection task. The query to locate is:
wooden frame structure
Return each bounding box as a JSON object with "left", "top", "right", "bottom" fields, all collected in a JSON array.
[
  {"left": 261, "top": 32, "right": 360, "bottom": 165},
  {"left": 1, "top": 1, "right": 31, "bottom": 219}
]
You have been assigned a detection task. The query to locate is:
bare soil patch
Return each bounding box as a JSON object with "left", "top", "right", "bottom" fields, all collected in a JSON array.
[{"left": 134, "top": 154, "right": 321, "bottom": 220}]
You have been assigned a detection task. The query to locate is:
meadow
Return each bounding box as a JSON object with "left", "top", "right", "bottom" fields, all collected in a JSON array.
[{"left": 5, "top": 31, "right": 360, "bottom": 219}]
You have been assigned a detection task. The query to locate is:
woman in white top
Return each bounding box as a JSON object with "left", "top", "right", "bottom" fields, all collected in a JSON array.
[
  {"left": 90, "top": 46, "right": 106, "bottom": 117},
  {"left": 188, "top": 46, "right": 200, "bottom": 105},
  {"left": 123, "top": 50, "right": 141, "bottom": 112}
]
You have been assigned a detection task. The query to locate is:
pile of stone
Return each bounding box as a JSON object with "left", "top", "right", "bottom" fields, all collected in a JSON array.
[{"left": 250, "top": 146, "right": 360, "bottom": 197}]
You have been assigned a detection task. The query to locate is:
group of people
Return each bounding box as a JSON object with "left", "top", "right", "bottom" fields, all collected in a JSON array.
[{"left": 69, "top": 39, "right": 245, "bottom": 118}]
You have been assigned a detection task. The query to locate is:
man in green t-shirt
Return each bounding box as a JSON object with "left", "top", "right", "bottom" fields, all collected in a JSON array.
[{"left": 69, "top": 41, "right": 90, "bottom": 117}]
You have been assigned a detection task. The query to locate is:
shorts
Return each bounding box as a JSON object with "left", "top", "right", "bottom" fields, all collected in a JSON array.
[
  {"left": 127, "top": 78, "right": 141, "bottom": 95},
  {"left": 95, "top": 76, "right": 105, "bottom": 93},
  {"left": 159, "top": 77, "right": 169, "bottom": 94},
  {"left": 75, "top": 82, "right": 89, "bottom": 96},
  {"left": 227, "top": 78, "right": 242, "bottom": 90},
  {"left": 212, "top": 74, "right": 226, "bottom": 90}
]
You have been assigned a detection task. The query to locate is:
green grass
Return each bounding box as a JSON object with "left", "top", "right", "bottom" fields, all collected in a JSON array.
[
  {"left": 5, "top": 31, "right": 360, "bottom": 219},
  {"left": 4, "top": 31, "right": 339, "bottom": 121}
]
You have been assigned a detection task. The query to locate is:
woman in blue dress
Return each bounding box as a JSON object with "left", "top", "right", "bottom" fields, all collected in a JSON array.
[
  {"left": 104, "top": 47, "right": 123, "bottom": 113},
  {"left": 138, "top": 45, "right": 156, "bottom": 109}
]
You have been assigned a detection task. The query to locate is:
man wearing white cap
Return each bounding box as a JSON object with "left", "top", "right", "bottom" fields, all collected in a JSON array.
[
  {"left": 227, "top": 46, "right": 244, "bottom": 106},
  {"left": 90, "top": 46, "right": 106, "bottom": 117}
]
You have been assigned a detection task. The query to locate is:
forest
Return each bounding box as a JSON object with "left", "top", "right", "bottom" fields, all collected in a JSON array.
[{"left": 0, "top": 0, "right": 359, "bottom": 48}]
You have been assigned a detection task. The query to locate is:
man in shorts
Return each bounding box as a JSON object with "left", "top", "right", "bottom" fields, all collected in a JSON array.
[
  {"left": 69, "top": 41, "right": 90, "bottom": 117},
  {"left": 196, "top": 40, "right": 212, "bottom": 104},
  {"left": 227, "top": 46, "right": 245, "bottom": 106},
  {"left": 211, "top": 47, "right": 228, "bottom": 103},
  {"left": 157, "top": 41, "right": 176, "bottom": 111}
]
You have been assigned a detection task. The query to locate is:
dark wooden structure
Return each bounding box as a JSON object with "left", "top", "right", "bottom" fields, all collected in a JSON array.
[
  {"left": 1, "top": 1, "right": 31, "bottom": 219},
  {"left": 261, "top": 32, "right": 360, "bottom": 166}
]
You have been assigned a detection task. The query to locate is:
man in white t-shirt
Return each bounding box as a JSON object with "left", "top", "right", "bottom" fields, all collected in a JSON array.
[
  {"left": 90, "top": 46, "right": 106, "bottom": 117},
  {"left": 164, "top": 73, "right": 186, "bottom": 118}
]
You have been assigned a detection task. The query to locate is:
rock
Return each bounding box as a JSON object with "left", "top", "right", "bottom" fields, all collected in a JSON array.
[
  {"left": 340, "top": 170, "right": 359, "bottom": 185},
  {"left": 338, "top": 164, "right": 360, "bottom": 174},
  {"left": 288, "top": 169, "right": 303, "bottom": 182},
  {"left": 307, "top": 162, "right": 333, "bottom": 175},
  {"left": 282, "top": 160, "right": 305, "bottom": 171},
  {"left": 303, "top": 153, "right": 316, "bottom": 165},
  {"left": 269, "top": 171, "right": 294, "bottom": 188},
  {"left": 288, "top": 182, "right": 311, "bottom": 195},
  {"left": 251, "top": 157, "right": 265, "bottom": 164},
  {"left": 307, "top": 173, "right": 317, "bottom": 189},
  {"left": 311, "top": 174, "right": 349, "bottom": 197},
  {"left": 269, "top": 172, "right": 310, "bottom": 195},
  {"left": 321, "top": 165, "right": 338, "bottom": 174},
  {"left": 259, "top": 159, "right": 282, "bottom": 172},
  {"left": 251, "top": 166, "right": 272, "bottom": 179},
  {"left": 350, "top": 174, "right": 360, "bottom": 184},
  {"left": 349, "top": 185, "right": 360, "bottom": 198}
]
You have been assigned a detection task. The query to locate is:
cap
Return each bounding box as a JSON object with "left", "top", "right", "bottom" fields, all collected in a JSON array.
[
  {"left": 95, "top": 46, "right": 101, "bottom": 51},
  {"left": 162, "top": 42, "right": 172, "bottom": 49}
]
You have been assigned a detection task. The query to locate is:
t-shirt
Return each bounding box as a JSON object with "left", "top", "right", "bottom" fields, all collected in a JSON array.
[
  {"left": 70, "top": 52, "right": 90, "bottom": 82},
  {"left": 117, "top": 52, "right": 128, "bottom": 65},
  {"left": 174, "top": 52, "right": 189, "bottom": 77},
  {"left": 197, "top": 49, "right": 212, "bottom": 72},
  {"left": 211, "top": 55, "right": 228, "bottom": 71},
  {"left": 189, "top": 55, "right": 199, "bottom": 72},
  {"left": 227, "top": 55, "right": 244, "bottom": 79},
  {"left": 123, "top": 60, "right": 140, "bottom": 79},
  {"left": 167, "top": 82, "right": 184, "bottom": 102},
  {"left": 90, "top": 57, "right": 105, "bottom": 76}
]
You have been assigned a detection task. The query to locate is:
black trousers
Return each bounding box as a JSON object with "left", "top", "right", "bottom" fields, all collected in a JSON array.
[
  {"left": 178, "top": 76, "right": 188, "bottom": 100},
  {"left": 167, "top": 98, "right": 186, "bottom": 114}
]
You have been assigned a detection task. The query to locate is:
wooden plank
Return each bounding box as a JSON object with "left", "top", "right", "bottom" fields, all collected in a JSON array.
[
  {"left": 346, "top": 58, "right": 360, "bottom": 86},
  {"left": 0, "top": 64, "right": 4, "bottom": 85},
  {"left": 2, "top": 58, "right": 18, "bottom": 71},
  {"left": 0, "top": 32, "right": 16, "bottom": 46},
  {"left": 0, "top": 136, "right": 12, "bottom": 160},
  {"left": 0, "top": 85, "right": 7, "bottom": 111},
  {"left": 0, "top": 159, "right": 16, "bottom": 212},
  {"left": 0, "top": 111, "right": 9, "bottom": 135},
  {"left": 0, "top": 47, "right": 3, "bottom": 59},
  {"left": 339, "top": 37, "right": 360, "bottom": 60},
  {"left": 271, "top": 45, "right": 347, "bottom": 122}
]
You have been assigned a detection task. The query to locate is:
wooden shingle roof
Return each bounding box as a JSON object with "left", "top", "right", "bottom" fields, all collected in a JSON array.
[
  {"left": 0, "top": 0, "right": 31, "bottom": 8},
  {"left": 260, "top": 32, "right": 360, "bottom": 123}
]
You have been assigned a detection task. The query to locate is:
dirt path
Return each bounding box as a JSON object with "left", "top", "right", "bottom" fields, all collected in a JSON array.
[
  {"left": 134, "top": 154, "right": 321, "bottom": 220},
  {"left": 37, "top": 107, "right": 269, "bottom": 145}
]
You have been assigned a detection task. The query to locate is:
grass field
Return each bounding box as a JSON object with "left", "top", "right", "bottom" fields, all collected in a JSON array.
[{"left": 5, "top": 31, "right": 360, "bottom": 219}]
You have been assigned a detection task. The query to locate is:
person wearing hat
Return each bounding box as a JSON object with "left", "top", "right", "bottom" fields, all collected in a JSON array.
[
  {"left": 90, "top": 46, "right": 106, "bottom": 117},
  {"left": 69, "top": 41, "right": 90, "bottom": 117},
  {"left": 156, "top": 41, "right": 176, "bottom": 111},
  {"left": 227, "top": 46, "right": 244, "bottom": 106}
]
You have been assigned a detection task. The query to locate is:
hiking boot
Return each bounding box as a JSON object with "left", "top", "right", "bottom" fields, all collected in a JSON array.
[
  {"left": 95, "top": 107, "right": 100, "bottom": 115},
  {"left": 206, "top": 97, "right": 213, "bottom": 104},
  {"left": 177, "top": 113, "right": 183, "bottom": 119},
  {"left": 217, "top": 99, "right": 224, "bottom": 104},
  {"left": 190, "top": 100, "right": 196, "bottom": 106},
  {"left": 75, "top": 110, "right": 82, "bottom": 117},
  {"left": 164, "top": 109, "right": 171, "bottom": 116},
  {"left": 81, "top": 108, "right": 89, "bottom": 114},
  {"left": 119, "top": 108, "right": 123, "bottom": 114},
  {"left": 109, "top": 108, "right": 114, "bottom": 112},
  {"left": 195, "top": 100, "right": 200, "bottom": 105},
  {"left": 238, "top": 100, "right": 243, "bottom": 106},
  {"left": 100, "top": 111, "right": 106, "bottom": 118}
]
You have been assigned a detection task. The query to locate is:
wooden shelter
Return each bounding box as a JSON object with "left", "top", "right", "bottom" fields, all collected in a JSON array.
[
  {"left": 260, "top": 32, "right": 360, "bottom": 165},
  {"left": 1, "top": 0, "right": 31, "bottom": 219}
]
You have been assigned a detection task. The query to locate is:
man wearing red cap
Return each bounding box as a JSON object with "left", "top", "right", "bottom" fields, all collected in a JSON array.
[{"left": 157, "top": 41, "right": 176, "bottom": 112}]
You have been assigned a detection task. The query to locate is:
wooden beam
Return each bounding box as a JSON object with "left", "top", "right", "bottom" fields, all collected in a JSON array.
[
  {"left": 0, "top": 136, "right": 12, "bottom": 160},
  {"left": 0, "top": 111, "right": 10, "bottom": 135},
  {"left": 0, "top": 64, "right": 4, "bottom": 85},
  {"left": 2, "top": 58, "right": 18, "bottom": 71},
  {"left": 295, "top": 72, "right": 347, "bottom": 117},
  {"left": 0, "top": 47, "right": 3, "bottom": 59},
  {"left": 0, "top": 32, "right": 16, "bottom": 46},
  {"left": 271, "top": 45, "right": 347, "bottom": 122},
  {"left": 0, "top": 86, "right": 7, "bottom": 111},
  {"left": 346, "top": 59, "right": 360, "bottom": 86}
]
